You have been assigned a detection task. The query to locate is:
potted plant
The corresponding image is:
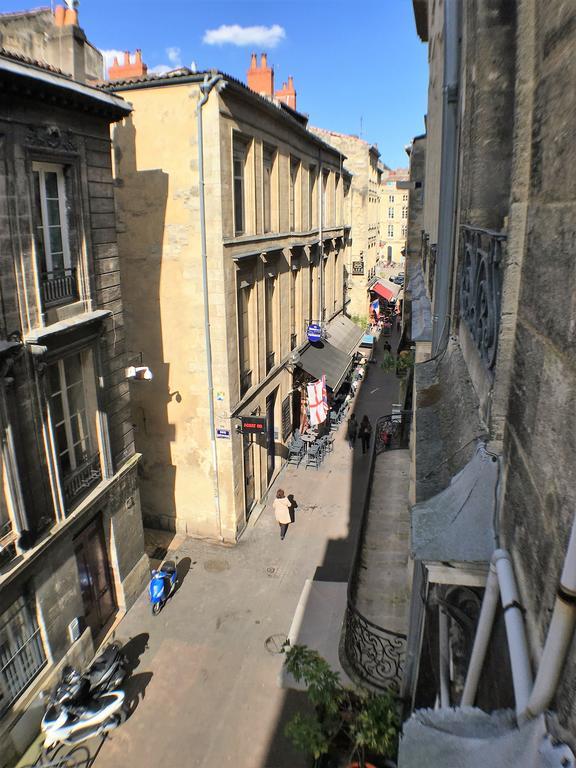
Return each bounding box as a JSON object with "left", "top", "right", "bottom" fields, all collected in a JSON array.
[{"left": 284, "top": 645, "right": 400, "bottom": 768}]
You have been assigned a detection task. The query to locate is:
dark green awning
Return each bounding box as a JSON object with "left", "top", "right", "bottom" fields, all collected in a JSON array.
[{"left": 297, "top": 341, "right": 352, "bottom": 391}]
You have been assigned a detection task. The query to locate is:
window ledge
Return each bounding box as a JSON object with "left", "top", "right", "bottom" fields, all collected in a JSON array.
[{"left": 24, "top": 310, "right": 111, "bottom": 344}]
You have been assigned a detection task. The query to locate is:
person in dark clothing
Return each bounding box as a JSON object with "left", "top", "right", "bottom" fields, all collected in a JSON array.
[
  {"left": 347, "top": 414, "right": 358, "bottom": 449},
  {"left": 383, "top": 340, "right": 392, "bottom": 354},
  {"left": 359, "top": 415, "right": 372, "bottom": 454}
]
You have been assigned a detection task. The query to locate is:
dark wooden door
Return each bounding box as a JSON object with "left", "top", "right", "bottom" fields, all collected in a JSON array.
[
  {"left": 75, "top": 518, "right": 116, "bottom": 641},
  {"left": 266, "top": 391, "right": 276, "bottom": 484}
]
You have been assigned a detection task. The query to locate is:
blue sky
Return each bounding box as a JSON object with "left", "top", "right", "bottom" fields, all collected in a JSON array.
[{"left": 2, "top": 0, "right": 428, "bottom": 167}]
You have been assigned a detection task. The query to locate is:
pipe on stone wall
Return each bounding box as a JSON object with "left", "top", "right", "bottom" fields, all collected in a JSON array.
[
  {"left": 520, "top": 518, "right": 576, "bottom": 723},
  {"left": 431, "top": 0, "right": 460, "bottom": 353},
  {"left": 461, "top": 550, "right": 532, "bottom": 717},
  {"left": 196, "top": 73, "right": 225, "bottom": 541}
]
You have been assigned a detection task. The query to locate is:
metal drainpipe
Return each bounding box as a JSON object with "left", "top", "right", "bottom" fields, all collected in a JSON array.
[
  {"left": 196, "top": 74, "right": 224, "bottom": 541},
  {"left": 431, "top": 0, "right": 460, "bottom": 352}
]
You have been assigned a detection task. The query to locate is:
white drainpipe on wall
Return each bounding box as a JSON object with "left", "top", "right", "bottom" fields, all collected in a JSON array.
[{"left": 520, "top": 518, "right": 576, "bottom": 722}]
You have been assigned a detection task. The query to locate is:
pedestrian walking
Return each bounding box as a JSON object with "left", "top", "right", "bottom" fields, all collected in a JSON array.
[
  {"left": 383, "top": 340, "right": 392, "bottom": 354},
  {"left": 359, "top": 415, "right": 372, "bottom": 454},
  {"left": 347, "top": 414, "right": 358, "bottom": 449},
  {"left": 273, "top": 489, "right": 292, "bottom": 540}
]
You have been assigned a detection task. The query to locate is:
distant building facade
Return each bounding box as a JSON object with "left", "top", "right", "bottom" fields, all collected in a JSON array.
[
  {"left": 106, "top": 57, "right": 354, "bottom": 542},
  {"left": 309, "top": 127, "right": 384, "bottom": 317},
  {"left": 0, "top": 50, "right": 147, "bottom": 766},
  {"left": 379, "top": 168, "right": 409, "bottom": 266}
]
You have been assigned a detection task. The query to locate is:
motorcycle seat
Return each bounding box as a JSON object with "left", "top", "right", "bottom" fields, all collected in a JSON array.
[{"left": 162, "top": 560, "right": 176, "bottom": 576}]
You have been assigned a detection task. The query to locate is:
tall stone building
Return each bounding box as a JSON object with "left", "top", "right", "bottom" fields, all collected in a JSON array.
[
  {"left": 396, "top": 0, "right": 576, "bottom": 760},
  {"left": 380, "top": 168, "right": 409, "bottom": 266},
  {"left": 104, "top": 55, "right": 357, "bottom": 543},
  {"left": 309, "top": 127, "right": 384, "bottom": 317},
  {"left": 0, "top": 50, "right": 147, "bottom": 766},
  {"left": 0, "top": 4, "right": 103, "bottom": 83}
]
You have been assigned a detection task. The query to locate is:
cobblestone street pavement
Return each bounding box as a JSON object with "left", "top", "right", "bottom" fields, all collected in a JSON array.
[{"left": 87, "top": 335, "right": 400, "bottom": 768}]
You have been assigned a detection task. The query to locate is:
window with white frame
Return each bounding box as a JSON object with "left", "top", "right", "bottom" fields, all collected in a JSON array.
[
  {"left": 402, "top": 224, "right": 407, "bottom": 237},
  {"left": 388, "top": 224, "right": 394, "bottom": 238},
  {"left": 388, "top": 207, "right": 394, "bottom": 218},
  {"left": 402, "top": 206, "right": 408, "bottom": 218},
  {"left": 32, "top": 162, "right": 77, "bottom": 308},
  {"left": 0, "top": 596, "right": 46, "bottom": 715},
  {"left": 48, "top": 349, "right": 100, "bottom": 509},
  {"left": 403, "top": 193, "right": 408, "bottom": 201},
  {"left": 388, "top": 194, "right": 395, "bottom": 203}
]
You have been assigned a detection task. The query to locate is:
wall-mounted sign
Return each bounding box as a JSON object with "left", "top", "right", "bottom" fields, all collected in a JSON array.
[
  {"left": 240, "top": 416, "right": 267, "bottom": 434},
  {"left": 307, "top": 323, "right": 322, "bottom": 343},
  {"left": 216, "top": 428, "right": 230, "bottom": 439},
  {"left": 352, "top": 261, "right": 365, "bottom": 276},
  {"left": 216, "top": 391, "right": 225, "bottom": 402}
]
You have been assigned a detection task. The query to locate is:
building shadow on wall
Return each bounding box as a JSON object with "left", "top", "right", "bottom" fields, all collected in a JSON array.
[{"left": 113, "top": 115, "right": 176, "bottom": 530}]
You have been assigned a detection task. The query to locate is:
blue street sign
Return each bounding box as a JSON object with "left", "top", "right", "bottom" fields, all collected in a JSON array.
[{"left": 307, "top": 323, "right": 322, "bottom": 343}]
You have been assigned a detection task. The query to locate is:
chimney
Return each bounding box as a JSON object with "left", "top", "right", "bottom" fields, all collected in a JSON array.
[
  {"left": 275, "top": 75, "right": 297, "bottom": 111},
  {"left": 108, "top": 49, "right": 148, "bottom": 81},
  {"left": 246, "top": 51, "right": 274, "bottom": 97},
  {"left": 54, "top": 4, "right": 66, "bottom": 26}
]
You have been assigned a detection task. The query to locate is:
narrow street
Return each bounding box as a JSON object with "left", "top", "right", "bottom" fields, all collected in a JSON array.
[{"left": 78, "top": 333, "right": 402, "bottom": 768}]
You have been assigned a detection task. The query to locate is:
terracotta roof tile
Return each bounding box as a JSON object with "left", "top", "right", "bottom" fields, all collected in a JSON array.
[{"left": 0, "top": 46, "right": 69, "bottom": 77}]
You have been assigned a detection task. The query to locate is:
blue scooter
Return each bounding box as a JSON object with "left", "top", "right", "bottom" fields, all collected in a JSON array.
[{"left": 149, "top": 560, "right": 177, "bottom": 615}]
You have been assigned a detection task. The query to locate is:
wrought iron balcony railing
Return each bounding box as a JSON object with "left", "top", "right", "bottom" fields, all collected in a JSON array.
[
  {"left": 63, "top": 453, "right": 101, "bottom": 510},
  {"left": 460, "top": 225, "right": 506, "bottom": 371},
  {"left": 341, "top": 412, "right": 411, "bottom": 694},
  {"left": 41, "top": 267, "right": 78, "bottom": 308}
]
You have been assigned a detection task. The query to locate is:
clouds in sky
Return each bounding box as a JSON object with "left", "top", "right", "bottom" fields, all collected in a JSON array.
[
  {"left": 203, "top": 24, "right": 285, "bottom": 48},
  {"left": 100, "top": 48, "right": 124, "bottom": 72}
]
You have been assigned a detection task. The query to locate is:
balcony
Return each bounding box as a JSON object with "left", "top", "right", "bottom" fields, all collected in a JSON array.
[
  {"left": 63, "top": 453, "right": 101, "bottom": 511},
  {"left": 41, "top": 268, "right": 78, "bottom": 308},
  {"left": 460, "top": 225, "right": 506, "bottom": 371}
]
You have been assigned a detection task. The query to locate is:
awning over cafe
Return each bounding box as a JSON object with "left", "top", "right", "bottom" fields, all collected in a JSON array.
[
  {"left": 325, "top": 314, "right": 364, "bottom": 355},
  {"left": 411, "top": 443, "right": 498, "bottom": 564},
  {"left": 371, "top": 281, "right": 394, "bottom": 301},
  {"left": 297, "top": 340, "right": 352, "bottom": 391}
]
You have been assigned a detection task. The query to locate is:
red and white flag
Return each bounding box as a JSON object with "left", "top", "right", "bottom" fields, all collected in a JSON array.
[{"left": 307, "top": 376, "right": 329, "bottom": 426}]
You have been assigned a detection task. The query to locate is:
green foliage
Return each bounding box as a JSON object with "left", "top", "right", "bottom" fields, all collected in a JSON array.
[
  {"left": 350, "top": 314, "right": 369, "bottom": 330},
  {"left": 380, "top": 349, "right": 415, "bottom": 374},
  {"left": 283, "top": 645, "right": 400, "bottom": 766},
  {"left": 349, "top": 690, "right": 400, "bottom": 757},
  {"left": 285, "top": 713, "right": 331, "bottom": 760}
]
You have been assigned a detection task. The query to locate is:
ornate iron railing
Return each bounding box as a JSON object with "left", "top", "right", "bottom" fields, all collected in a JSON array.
[
  {"left": 344, "top": 606, "right": 406, "bottom": 694},
  {"left": 63, "top": 453, "right": 101, "bottom": 509},
  {"left": 41, "top": 268, "right": 78, "bottom": 308},
  {"left": 375, "top": 412, "right": 411, "bottom": 454},
  {"left": 341, "top": 412, "right": 411, "bottom": 693},
  {"left": 460, "top": 225, "right": 506, "bottom": 370}
]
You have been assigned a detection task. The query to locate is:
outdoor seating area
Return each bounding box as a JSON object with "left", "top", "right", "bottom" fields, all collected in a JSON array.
[{"left": 286, "top": 409, "right": 342, "bottom": 470}]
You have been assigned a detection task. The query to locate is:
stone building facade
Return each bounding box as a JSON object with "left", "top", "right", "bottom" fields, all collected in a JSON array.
[
  {"left": 106, "top": 61, "right": 354, "bottom": 543},
  {"left": 0, "top": 51, "right": 148, "bottom": 766},
  {"left": 308, "top": 127, "right": 384, "bottom": 317},
  {"left": 0, "top": 5, "right": 103, "bottom": 83},
  {"left": 379, "top": 168, "right": 409, "bottom": 266},
  {"left": 398, "top": 0, "right": 576, "bottom": 753}
]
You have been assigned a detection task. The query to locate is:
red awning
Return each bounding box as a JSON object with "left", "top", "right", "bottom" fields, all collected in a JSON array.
[{"left": 371, "top": 281, "right": 394, "bottom": 301}]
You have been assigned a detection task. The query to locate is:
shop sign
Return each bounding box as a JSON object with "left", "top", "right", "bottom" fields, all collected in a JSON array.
[
  {"left": 307, "top": 323, "right": 322, "bottom": 343},
  {"left": 216, "top": 428, "right": 230, "bottom": 439},
  {"left": 240, "top": 416, "right": 267, "bottom": 434},
  {"left": 352, "top": 261, "right": 364, "bottom": 275}
]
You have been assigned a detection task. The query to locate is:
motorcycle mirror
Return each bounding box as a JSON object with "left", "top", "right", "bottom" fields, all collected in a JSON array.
[{"left": 151, "top": 569, "right": 157, "bottom": 576}]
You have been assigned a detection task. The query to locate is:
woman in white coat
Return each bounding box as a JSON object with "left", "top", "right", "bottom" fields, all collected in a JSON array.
[{"left": 273, "top": 488, "right": 292, "bottom": 540}]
